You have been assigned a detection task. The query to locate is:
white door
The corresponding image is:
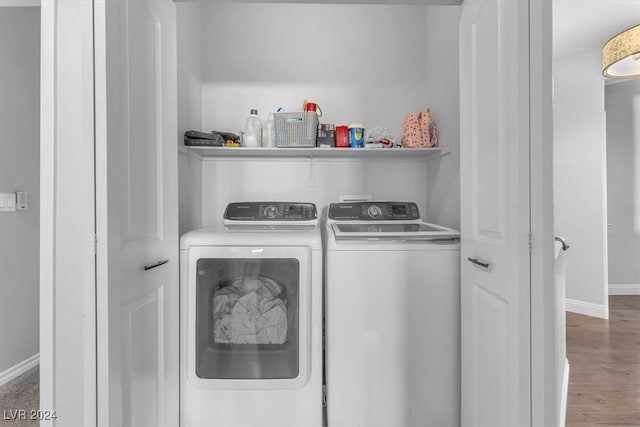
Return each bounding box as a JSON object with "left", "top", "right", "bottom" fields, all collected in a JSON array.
[
  {"left": 94, "top": 0, "right": 179, "bottom": 425},
  {"left": 459, "top": 0, "right": 531, "bottom": 425}
]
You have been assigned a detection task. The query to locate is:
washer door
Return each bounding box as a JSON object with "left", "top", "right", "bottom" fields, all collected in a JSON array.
[{"left": 185, "top": 246, "right": 311, "bottom": 389}]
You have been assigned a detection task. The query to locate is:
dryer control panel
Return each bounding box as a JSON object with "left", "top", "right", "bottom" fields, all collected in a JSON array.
[
  {"left": 328, "top": 201, "right": 420, "bottom": 221},
  {"left": 224, "top": 202, "right": 317, "bottom": 221}
]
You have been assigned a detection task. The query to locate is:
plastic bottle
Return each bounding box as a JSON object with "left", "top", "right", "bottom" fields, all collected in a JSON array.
[
  {"left": 243, "top": 109, "right": 262, "bottom": 147},
  {"left": 263, "top": 113, "right": 276, "bottom": 147}
]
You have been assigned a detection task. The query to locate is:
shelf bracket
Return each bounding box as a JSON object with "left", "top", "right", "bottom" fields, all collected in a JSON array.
[
  {"left": 425, "top": 146, "right": 451, "bottom": 162},
  {"left": 308, "top": 156, "right": 316, "bottom": 187}
]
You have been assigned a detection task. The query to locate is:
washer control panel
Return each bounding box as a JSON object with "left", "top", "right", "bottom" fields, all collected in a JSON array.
[
  {"left": 328, "top": 201, "right": 420, "bottom": 221},
  {"left": 224, "top": 202, "right": 317, "bottom": 221}
]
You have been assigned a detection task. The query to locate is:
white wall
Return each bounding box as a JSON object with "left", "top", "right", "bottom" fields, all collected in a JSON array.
[
  {"left": 605, "top": 79, "right": 640, "bottom": 292},
  {"left": 199, "top": 4, "right": 441, "bottom": 139},
  {"left": 0, "top": 6, "right": 40, "bottom": 376},
  {"left": 176, "top": 3, "right": 461, "bottom": 230},
  {"left": 177, "top": 4, "right": 204, "bottom": 235},
  {"left": 200, "top": 157, "right": 431, "bottom": 224},
  {"left": 425, "top": 6, "right": 460, "bottom": 229},
  {"left": 177, "top": 3, "right": 203, "bottom": 137},
  {"left": 553, "top": 47, "right": 609, "bottom": 318}
]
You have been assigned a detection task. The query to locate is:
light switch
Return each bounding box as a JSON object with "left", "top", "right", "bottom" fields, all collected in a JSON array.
[
  {"left": 16, "top": 191, "right": 27, "bottom": 210},
  {"left": 0, "top": 193, "right": 16, "bottom": 212}
]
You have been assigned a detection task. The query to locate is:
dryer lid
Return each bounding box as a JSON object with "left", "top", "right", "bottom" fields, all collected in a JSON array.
[
  {"left": 224, "top": 224, "right": 317, "bottom": 232},
  {"left": 331, "top": 222, "right": 459, "bottom": 241}
]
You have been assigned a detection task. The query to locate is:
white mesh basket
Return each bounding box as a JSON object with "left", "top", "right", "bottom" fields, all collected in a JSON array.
[{"left": 274, "top": 112, "right": 319, "bottom": 147}]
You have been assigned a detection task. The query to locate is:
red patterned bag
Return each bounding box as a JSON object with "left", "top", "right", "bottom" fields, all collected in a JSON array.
[{"left": 402, "top": 107, "right": 438, "bottom": 148}]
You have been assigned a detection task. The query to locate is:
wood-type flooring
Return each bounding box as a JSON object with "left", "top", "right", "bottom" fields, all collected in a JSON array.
[{"left": 566, "top": 295, "right": 640, "bottom": 426}]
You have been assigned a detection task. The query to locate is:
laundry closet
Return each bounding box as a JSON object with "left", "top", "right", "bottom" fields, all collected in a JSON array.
[
  {"left": 174, "top": 3, "right": 462, "bottom": 426},
  {"left": 175, "top": 2, "right": 461, "bottom": 233}
]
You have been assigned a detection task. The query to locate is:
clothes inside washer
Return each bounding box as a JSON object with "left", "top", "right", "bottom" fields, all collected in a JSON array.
[{"left": 212, "top": 276, "right": 288, "bottom": 344}]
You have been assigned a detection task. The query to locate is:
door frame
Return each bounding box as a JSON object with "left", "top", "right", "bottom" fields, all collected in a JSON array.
[
  {"left": 40, "top": 1, "right": 97, "bottom": 426},
  {"left": 528, "top": 0, "right": 559, "bottom": 425}
]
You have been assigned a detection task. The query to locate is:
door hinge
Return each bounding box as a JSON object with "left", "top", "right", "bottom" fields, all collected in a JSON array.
[
  {"left": 92, "top": 234, "right": 97, "bottom": 256},
  {"left": 528, "top": 233, "right": 533, "bottom": 252}
]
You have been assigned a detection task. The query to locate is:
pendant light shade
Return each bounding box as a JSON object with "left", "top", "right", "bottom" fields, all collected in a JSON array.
[{"left": 602, "top": 24, "right": 640, "bottom": 79}]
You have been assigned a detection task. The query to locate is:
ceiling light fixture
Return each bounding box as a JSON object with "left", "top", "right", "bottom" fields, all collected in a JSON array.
[{"left": 602, "top": 24, "right": 640, "bottom": 79}]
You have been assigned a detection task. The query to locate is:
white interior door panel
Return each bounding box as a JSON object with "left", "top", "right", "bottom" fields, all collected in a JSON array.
[
  {"left": 95, "top": 0, "right": 178, "bottom": 425},
  {"left": 460, "top": 0, "right": 531, "bottom": 425}
]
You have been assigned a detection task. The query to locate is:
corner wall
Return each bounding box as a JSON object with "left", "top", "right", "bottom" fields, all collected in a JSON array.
[
  {"left": 605, "top": 79, "right": 640, "bottom": 294},
  {"left": 425, "top": 6, "right": 460, "bottom": 230},
  {"left": 0, "top": 6, "right": 40, "bottom": 379},
  {"left": 177, "top": 3, "right": 204, "bottom": 235},
  {"left": 553, "top": 47, "right": 609, "bottom": 318}
]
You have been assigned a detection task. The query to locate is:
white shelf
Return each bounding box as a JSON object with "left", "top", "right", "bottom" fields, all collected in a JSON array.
[
  {"left": 180, "top": 145, "right": 451, "bottom": 161},
  {"left": 174, "top": 0, "right": 462, "bottom": 5}
]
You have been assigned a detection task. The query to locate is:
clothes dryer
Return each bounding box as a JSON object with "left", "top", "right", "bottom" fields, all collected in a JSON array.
[
  {"left": 324, "top": 201, "right": 460, "bottom": 427},
  {"left": 180, "top": 202, "right": 323, "bottom": 427}
]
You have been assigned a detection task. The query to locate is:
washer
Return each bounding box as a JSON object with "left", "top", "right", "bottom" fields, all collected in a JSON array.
[
  {"left": 180, "top": 202, "right": 323, "bottom": 427},
  {"left": 324, "top": 201, "right": 460, "bottom": 427}
]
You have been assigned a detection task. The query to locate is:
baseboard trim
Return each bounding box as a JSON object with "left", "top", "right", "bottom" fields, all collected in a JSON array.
[
  {"left": 559, "top": 358, "right": 570, "bottom": 427},
  {"left": 609, "top": 284, "right": 640, "bottom": 295},
  {"left": 0, "top": 1, "right": 41, "bottom": 6},
  {"left": 566, "top": 298, "right": 609, "bottom": 319},
  {"left": 0, "top": 353, "right": 39, "bottom": 387}
]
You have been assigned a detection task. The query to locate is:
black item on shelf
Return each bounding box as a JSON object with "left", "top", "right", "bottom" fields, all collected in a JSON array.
[
  {"left": 211, "top": 130, "right": 240, "bottom": 143},
  {"left": 184, "top": 130, "right": 240, "bottom": 147}
]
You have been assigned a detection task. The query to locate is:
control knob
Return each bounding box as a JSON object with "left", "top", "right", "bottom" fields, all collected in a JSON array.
[
  {"left": 367, "top": 205, "right": 382, "bottom": 218},
  {"left": 264, "top": 205, "right": 279, "bottom": 219}
]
